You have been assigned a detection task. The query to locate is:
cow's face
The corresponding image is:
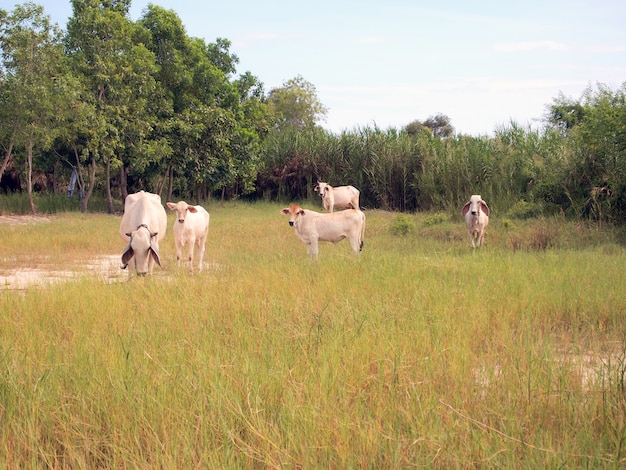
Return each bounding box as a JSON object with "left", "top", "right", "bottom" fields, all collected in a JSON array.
[
  {"left": 315, "top": 182, "right": 329, "bottom": 198},
  {"left": 121, "top": 225, "right": 161, "bottom": 275},
  {"left": 281, "top": 204, "right": 305, "bottom": 226},
  {"left": 167, "top": 200, "right": 198, "bottom": 224},
  {"left": 462, "top": 195, "right": 490, "bottom": 218}
]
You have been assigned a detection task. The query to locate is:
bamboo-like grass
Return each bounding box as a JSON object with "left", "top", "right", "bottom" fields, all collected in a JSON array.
[{"left": 1, "top": 203, "right": 625, "bottom": 467}]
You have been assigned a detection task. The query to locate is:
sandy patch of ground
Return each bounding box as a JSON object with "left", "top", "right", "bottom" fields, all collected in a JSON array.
[
  {"left": 0, "top": 255, "right": 125, "bottom": 290},
  {"left": 0, "top": 214, "right": 52, "bottom": 225}
]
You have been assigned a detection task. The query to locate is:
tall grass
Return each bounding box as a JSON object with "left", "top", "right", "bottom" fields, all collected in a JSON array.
[{"left": 1, "top": 204, "right": 626, "bottom": 467}]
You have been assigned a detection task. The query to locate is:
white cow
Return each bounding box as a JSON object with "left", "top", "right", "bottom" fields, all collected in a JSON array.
[
  {"left": 462, "top": 195, "right": 490, "bottom": 248},
  {"left": 281, "top": 204, "right": 365, "bottom": 259},
  {"left": 166, "top": 200, "right": 210, "bottom": 273},
  {"left": 314, "top": 181, "right": 360, "bottom": 213},
  {"left": 119, "top": 191, "right": 167, "bottom": 276}
]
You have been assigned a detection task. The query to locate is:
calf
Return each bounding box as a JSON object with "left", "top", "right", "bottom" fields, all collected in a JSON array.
[
  {"left": 166, "top": 201, "right": 210, "bottom": 273},
  {"left": 314, "top": 181, "right": 360, "bottom": 213},
  {"left": 281, "top": 204, "right": 365, "bottom": 259},
  {"left": 462, "top": 195, "right": 490, "bottom": 248}
]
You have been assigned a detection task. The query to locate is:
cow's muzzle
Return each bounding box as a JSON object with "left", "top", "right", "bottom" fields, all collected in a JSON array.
[
  {"left": 178, "top": 219, "right": 185, "bottom": 223},
  {"left": 289, "top": 221, "right": 294, "bottom": 226}
]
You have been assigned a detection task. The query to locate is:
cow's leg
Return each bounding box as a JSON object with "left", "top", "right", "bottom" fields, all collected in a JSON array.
[
  {"left": 186, "top": 236, "right": 195, "bottom": 273},
  {"left": 196, "top": 236, "right": 206, "bottom": 272},
  {"left": 307, "top": 239, "right": 319, "bottom": 260},
  {"left": 175, "top": 239, "right": 184, "bottom": 267},
  {"left": 468, "top": 231, "right": 476, "bottom": 249},
  {"left": 349, "top": 235, "right": 361, "bottom": 254}
]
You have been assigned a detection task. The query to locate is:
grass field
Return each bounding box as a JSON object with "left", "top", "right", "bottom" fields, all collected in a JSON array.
[{"left": 1, "top": 202, "right": 625, "bottom": 468}]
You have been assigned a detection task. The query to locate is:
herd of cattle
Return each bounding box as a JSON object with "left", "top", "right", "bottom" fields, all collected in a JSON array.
[{"left": 118, "top": 184, "right": 490, "bottom": 276}]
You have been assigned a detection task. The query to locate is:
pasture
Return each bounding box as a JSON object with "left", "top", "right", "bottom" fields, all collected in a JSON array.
[{"left": 1, "top": 202, "right": 625, "bottom": 468}]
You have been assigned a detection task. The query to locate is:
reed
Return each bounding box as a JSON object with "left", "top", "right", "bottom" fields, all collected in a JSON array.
[{"left": 1, "top": 204, "right": 625, "bottom": 467}]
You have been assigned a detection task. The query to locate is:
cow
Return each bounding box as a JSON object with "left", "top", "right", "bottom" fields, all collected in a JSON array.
[
  {"left": 462, "top": 195, "right": 490, "bottom": 249},
  {"left": 281, "top": 204, "right": 365, "bottom": 259},
  {"left": 119, "top": 191, "right": 167, "bottom": 276},
  {"left": 314, "top": 181, "right": 360, "bottom": 213},
  {"left": 166, "top": 200, "right": 210, "bottom": 273}
]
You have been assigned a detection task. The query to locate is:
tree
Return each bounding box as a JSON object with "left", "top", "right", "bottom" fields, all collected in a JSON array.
[
  {"left": 267, "top": 75, "right": 327, "bottom": 131},
  {"left": 66, "top": 0, "right": 157, "bottom": 212},
  {"left": 545, "top": 83, "right": 626, "bottom": 221},
  {"left": 406, "top": 113, "right": 454, "bottom": 138},
  {"left": 545, "top": 92, "right": 586, "bottom": 134},
  {"left": 0, "top": 2, "right": 69, "bottom": 213}
]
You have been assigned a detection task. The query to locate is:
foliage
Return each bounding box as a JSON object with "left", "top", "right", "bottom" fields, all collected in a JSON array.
[
  {"left": 1, "top": 3, "right": 626, "bottom": 226},
  {"left": 422, "top": 212, "right": 448, "bottom": 226},
  {"left": 406, "top": 113, "right": 454, "bottom": 138},
  {"left": 390, "top": 213, "right": 414, "bottom": 235},
  {"left": 505, "top": 200, "right": 543, "bottom": 219},
  {"left": 267, "top": 75, "right": 328, "bottom": 131}
]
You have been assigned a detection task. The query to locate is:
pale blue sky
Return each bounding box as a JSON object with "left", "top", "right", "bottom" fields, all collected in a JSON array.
[{"left": 16, "top": 0, "right": 626, "bottom": 135}]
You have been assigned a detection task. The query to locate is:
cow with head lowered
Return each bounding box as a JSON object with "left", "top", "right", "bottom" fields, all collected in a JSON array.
[
  {"left": 166, "top": 200, "right": 210, "bottom": 273},
  {"left": 314, "top": 182, "right": 360, "bottom": 213},
  {"left": 462, "top": 194, "right": 490, "bottom": 249},
  {"left": 281, "top": 204, "right": 365, "bottom": 259},
  {"left": 119, "top": 191, "right": 167, "bottom": 276}
]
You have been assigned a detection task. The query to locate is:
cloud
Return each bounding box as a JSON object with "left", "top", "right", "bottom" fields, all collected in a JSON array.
[{"left": 492, "top": 40, "right": 568, "bottom": 52}]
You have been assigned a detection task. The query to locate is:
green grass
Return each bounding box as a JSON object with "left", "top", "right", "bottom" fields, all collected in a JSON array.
[{"left": 1, "top": 203, "right": 626, "bottom": 467}]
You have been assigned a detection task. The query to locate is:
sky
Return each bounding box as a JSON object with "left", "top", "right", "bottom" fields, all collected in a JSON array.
[{"left": 16, "top": 0, "right": 626, "bottom": 136}]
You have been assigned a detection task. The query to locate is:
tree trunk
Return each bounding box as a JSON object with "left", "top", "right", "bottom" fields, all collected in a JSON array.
[
  {"left": 106, "top": 156, "right": 114, "bottom": 214},
  {"left": 167, "top": 164, "right": 174, "bottom": 202},
  {"left": 0, "top": 142, "right": 15, "bottom": 184},
  {"left": 27, "top": 140, "right": 36, "bottom": 214},
  {"left": 120, "top": 165, "right": 128, "bottom": 202},
  {"left": 81, "top": 157, "right": 97, "bottom": 213}
]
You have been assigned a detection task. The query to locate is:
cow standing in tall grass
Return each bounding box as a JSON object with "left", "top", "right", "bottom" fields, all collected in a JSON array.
[
  {"left": 120, "top": 191, "right": 167, "bottom": 276},
  {"left": 281, "top": 204, "right": 365, "bottom": 260},
  {"left": 462, "top": 195, "right": 490, "bottom": 249},
  {"left": 166, "top": 201, "right": 210, "bottom": 273},
  {"left": 314, "top": 182, "right": 360, "bottom": 213}
]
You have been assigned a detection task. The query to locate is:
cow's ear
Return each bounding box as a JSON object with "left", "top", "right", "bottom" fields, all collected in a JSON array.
[
  {"left": 480, "top": 201, "right": 490, "bottom": 217},
  {"left": 461, "top": 202, "right": 470, "bottom": 216},
  {"left": 121, "top": 244, "right": 134, "bottom": 266},
  {"left": 166, "top": 202, "right": 176, "bottom": 210},
  {"left": 298, "top": 209, "right": 305, "bottom": 216},
  {"left": 150, "top": 247, "right": 162, "bottom": 267},
  {"left": 188, "top": 206, "right": 198, "bottom": 213},
  {"left": 281, "top": 208, "right": 290, "bottom": 215}
]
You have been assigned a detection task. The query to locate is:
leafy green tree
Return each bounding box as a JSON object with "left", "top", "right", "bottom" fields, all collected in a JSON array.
[
  {"left": 268, "top": 75, "right": 327, "bottom": 131},
  {"left": 406, "top": 113, "right": 454, "bottom": 138},
  {"left": 0, "top": 2, "right": 69, "bottom": 213},
  {"left": 545, "top": 92, "right": 586, "bottom": 134},
  {"left": 66, "top": 0, "right": 157, "bottom": 212}
]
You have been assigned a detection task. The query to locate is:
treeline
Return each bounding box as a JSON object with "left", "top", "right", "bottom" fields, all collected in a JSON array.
[{"left": 1, "top": 2, "right": 625, "bottom": 223}]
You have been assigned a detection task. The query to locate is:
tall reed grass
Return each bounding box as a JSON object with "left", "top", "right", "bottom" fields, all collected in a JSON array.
[{"left": 1, "top": 203, "right": 625, "bottom": 467}]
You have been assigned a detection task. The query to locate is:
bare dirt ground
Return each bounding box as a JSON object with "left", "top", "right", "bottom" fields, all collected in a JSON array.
[
  {"left": 0, "top": 254, "right": 124, "bottom": 290},
  {"left": 0, "top": 214, "right": 52, "bottom": 225},
  {"left": 0, "top": 215, "right": 125, "bottom": 289}
]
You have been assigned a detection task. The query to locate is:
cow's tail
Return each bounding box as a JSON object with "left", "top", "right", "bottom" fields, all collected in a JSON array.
[{"left": 359, "top": 210, "right": 366, "bottom": 252}]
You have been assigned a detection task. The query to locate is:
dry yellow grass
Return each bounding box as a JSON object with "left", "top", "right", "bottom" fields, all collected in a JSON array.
[{"left": 1, "top": 203, "right": 625, "bottom": 467}]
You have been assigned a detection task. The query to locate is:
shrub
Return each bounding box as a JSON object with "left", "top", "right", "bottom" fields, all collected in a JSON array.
[
  {"left": 506, "top": 200, "right": 543, "bottom": 219},
  {"left": 422, "top": 212, "right": 448, "bottom": 227},
  {"left": 390, "top": 214, "right": 415, "bottom": 236}
]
